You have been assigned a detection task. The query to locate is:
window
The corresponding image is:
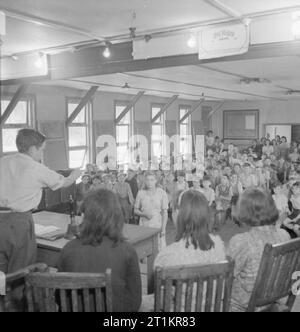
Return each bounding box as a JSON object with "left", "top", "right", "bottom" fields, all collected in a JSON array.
[
  {"left": 151, "top": 104, "right": 166, "bottom": 158},
  {"left": 115, "top": 101, "right": 133, "bottom": 166},
  {"left": 0, "top": 97, "right": 35, "bottom": 154},
  {"left": 179, "top": 106, "right": 192, "bottom": 156},
  {"left": 67, "top": 99, "right": 92, "bottom": 168}
]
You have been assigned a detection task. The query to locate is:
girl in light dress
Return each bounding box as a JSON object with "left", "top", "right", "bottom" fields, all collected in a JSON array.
[
  {"left": 134, "top": 172, "right": 169, "bottom": 251},
  {"left": 114, "top": 172, "right": 135, "bottom": 223}
]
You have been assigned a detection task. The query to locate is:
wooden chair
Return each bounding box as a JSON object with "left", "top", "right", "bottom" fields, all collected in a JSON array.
[
  {"left": 154, "top": 259, "right": 235, "bottom": 312},
  {"left": 247, "top": 238, "right": 300, "bottom": 312},
  {"left": 0, "top": 263, "right": 48, "bottom": 312},
  {"left": 25, "top": 269, "right": 113, "bottom": 312}
]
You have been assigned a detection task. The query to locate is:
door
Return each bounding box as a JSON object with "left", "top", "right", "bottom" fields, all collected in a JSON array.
[{"left": 265, "top": 125, "right": 292, "bottom": 143}]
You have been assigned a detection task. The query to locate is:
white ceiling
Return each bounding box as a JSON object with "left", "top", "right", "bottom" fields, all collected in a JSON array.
[
  {"left": 1, "top": 0, "right": 300, "bottom": 101},
  {"left": 1, "top": 0, "right": 300, "bottom": 55},
  {"left": 46, "top": 55, "right": 300, "bottom": 101}
]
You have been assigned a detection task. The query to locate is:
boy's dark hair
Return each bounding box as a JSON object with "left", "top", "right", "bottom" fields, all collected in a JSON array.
[{"left": 16, "top": 129, "right": 46, "bottom": 153}]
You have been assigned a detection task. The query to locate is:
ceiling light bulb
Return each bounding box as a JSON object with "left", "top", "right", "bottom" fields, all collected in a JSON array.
[
  {"left": 187, "top": 34, "right": 197, "bottom": 48},
  {"left": 103, "top": 47, "right": 111, "bottom": 58}
]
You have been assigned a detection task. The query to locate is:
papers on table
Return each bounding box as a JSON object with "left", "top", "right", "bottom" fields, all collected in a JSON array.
[{"left": 35, "top": 224, "right": 64, "bottom": 241}]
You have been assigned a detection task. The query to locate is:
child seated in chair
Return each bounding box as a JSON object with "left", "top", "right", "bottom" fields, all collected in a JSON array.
[
  {"left": 283, "top": 181, "right": 300, "bottom": 237},
  {"left": 140, "top": 190, "right": 226, "bottom": 312},
  {"left": 200, "top": 176, "right": 215, "bottom": 207}
]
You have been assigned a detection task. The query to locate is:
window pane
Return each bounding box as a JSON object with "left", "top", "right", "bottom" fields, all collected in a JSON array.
[
  {"left": 68, "top": 126, "right": 86, "bottom": 147},
  {"left": 117, "top": 145, "right": 129, "bottom": 165},
  {"left": 152, "top": 107, "right": 162, "bottom": 123},
  {"left": 116, "top": 104, "right": 130, "bottom": 124},
  {"left": 180, "top": 124, "right": 188, "bottom": 136},
  {"left": 69, "top": 150, "right": 87, "bottom": 169},
  {"left": 2, "top": 128, "right": 19, "bottom": 152},
  {"left": 180, "top": 108, "right": 188, "bottom": 119},
  {"left": 153, "top": 142, "right": 162, "bottom": 157},
  {"left": 68, "top": 103, "right": 86, "bottom": 123},
  {"left": 116, "top": 125, "right": 129, "bottom": 144},
  {"left": 180, "top": 109, "right": 190, "bottom": 124},
  {"left": 180, "top": 140, "right": 188, "bottom": 155},
  {"left": 152, "top": 125, "right": 162, "bottom": 137},
  {"left": 1, "top": 100, "right": 28, "bottom": 124}
]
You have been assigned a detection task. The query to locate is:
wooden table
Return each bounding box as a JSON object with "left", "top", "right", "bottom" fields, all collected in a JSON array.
[{"left": 33, "top": 211, "right": 160, "bottom": 294}]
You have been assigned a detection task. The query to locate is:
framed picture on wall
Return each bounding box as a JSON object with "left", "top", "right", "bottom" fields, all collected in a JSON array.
[{"left": 223, "top": 110, "right": 259, "bottom": 140}]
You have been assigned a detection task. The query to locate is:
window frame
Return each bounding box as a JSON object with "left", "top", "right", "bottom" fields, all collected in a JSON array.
[
  {"left": 66, "top": 97, "right": 93, "bottom": 169},
  {"left": 114, "top": 100, "right": 134, "bottom": 166},
  {"left": 151, "top": 103, "right": 166, "bottom": 158},
  {"left": 179, "top": 105, "right": 192, "bottom": 156},
  {"left": 0, "top": 94, "right": 36, "bottom": 155}
]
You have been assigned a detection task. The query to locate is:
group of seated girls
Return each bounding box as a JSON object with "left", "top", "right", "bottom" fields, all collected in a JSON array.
[{"left": 57, "top": 187, "right": 291, "bottom": 312}]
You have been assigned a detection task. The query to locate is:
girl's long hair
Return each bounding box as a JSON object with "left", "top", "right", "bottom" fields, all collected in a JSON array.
[
  {"left": 175, "top": 190, "right": 214, "bottom": 251},
  {"left": 79, "top": 189, "right": 125, "bottom": 246}
]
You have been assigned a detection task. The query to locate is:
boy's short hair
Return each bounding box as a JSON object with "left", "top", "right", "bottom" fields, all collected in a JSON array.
[{"left": 16, "top": 129, "right": 46, "bottom": 153}]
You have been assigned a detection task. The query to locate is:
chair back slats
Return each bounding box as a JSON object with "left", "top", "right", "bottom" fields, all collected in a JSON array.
[
  {"left": 204, "top": 276, "right": 214, "bottom": 312},
  {"left": 154, "top": 259, "right": 235, "bottom": 312},
  {"left": 214, "top": 276, "right": 224, "bottom": 312},
  {"left": 195, "top": 279, "right": 204, "bottom": 312},
  {"left": 95, "top": 288, "right": 103, "bottom": 312},
  {"left": 163, "top": 278, "right": 172, "bottom": 312},
  {"left": 59, "top": 289, "right": 68, "bottom": 312},
  {"left": 45, "top": 288, "right": 56, "bottom": 312},
  {"left": 174, "top": 280, "right": 183, "bottom": 312},
  {"left": 154, "top": 270, "right": 162, "bottom": 312},
  {"left": 104, "top": 271, "right": 113, "bottom": 313},
  {"left": 71, "top": 289, "right": 79, "bottom": 312},
  {"left": 223, "top": 273, "right": 233, "bottom": 312},
  {"left": 83, "top": 288, "right": 91, "bottom": 312},
  {"left": 25, "top": 269, "right": 112, "bottom": 312},
  {"left": 184, "top": 280, "right": 193, "bottom": 312},
  {"left": 247, "top": 238, "right": 300, "bottom": 312}
]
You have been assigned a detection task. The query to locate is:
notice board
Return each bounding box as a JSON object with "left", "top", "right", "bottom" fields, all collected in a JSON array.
[{"left": 223, "top": 110, "right": 259, "bottom": 140}]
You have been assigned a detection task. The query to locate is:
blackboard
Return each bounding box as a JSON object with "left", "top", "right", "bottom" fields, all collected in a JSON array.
[{"left": 223, "top": 110, "right": 259, "bottom": 140}]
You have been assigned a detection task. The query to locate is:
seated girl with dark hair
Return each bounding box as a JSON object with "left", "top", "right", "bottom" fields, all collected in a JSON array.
[
  {"left": 57, "top": 189, "right": 142, "bottom": 312},
  {"left": 155, "top": 190, "right": 226, "bottom": 268},
  {"left": 140, "top": 190, "right": 226, "bottom": 311},
  {"left": 227, "top": 189, "right": 290, "bottom": 312}
]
